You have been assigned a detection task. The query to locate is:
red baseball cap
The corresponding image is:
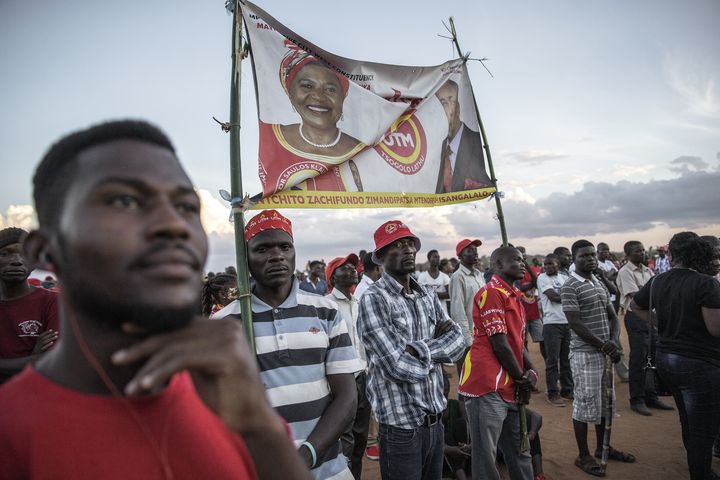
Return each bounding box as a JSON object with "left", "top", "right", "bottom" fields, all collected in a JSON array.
[
  {"left": 456, "top": 238, "right": 482, "bottom": 257},
  {"left": 245, "top": 210, "right": 293, "bottom": 242},
  {"left": 325, "top": 253, "right": 359, "bottom": 288},
  {"left": 371, "top": 220, "right": 421, "bottom": 265}
]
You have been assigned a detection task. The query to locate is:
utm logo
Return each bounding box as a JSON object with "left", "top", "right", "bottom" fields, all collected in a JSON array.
[{"left": 374, "top": 111, "right": 427, "bottom": 175}]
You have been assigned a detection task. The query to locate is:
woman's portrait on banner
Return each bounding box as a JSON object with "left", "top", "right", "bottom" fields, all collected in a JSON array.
[{"left": 258, "top": 41, "right": 366, "bottom": 196}]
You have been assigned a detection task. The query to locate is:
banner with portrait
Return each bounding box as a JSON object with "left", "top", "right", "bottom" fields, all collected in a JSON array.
[{"left": 242, "top": 1, "right": 495, "bottom": 209}]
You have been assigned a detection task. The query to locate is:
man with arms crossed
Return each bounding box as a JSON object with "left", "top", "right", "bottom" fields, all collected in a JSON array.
[
  {"left": 537, "top": 253, "right": 573, "bottom": 406},
  {"left": 0, "top": 120, "right": 309, "bottom": 479},
  {"left": 358, "top": 220, "right": 466, "bottom": 480}
]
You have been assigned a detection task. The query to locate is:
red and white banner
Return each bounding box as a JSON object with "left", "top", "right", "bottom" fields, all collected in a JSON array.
[{"left": 242, "top": 1, "right": 495, "bottom": 209}]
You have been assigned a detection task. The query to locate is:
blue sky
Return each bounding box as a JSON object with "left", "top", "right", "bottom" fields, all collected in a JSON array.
[{"left": 1, "top": 0, "right": 718, "bottom": 271}]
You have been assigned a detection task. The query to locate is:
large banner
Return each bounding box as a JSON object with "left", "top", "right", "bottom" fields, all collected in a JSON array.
[{"left": 242, "top": 2, "right": 495, "bottom": 209}]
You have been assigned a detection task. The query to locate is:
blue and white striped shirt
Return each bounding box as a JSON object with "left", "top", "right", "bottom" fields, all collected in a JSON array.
[
  {"left": 357, "top": 272, "right": 466, "bottom": 429},
  {"left": 214, "top": 280, "right": 361, "bottom": 480}
]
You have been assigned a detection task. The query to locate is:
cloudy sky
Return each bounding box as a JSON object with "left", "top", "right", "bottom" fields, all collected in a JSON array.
[{"left": 1, "top": 0, "right": 718, "bottom": 272}]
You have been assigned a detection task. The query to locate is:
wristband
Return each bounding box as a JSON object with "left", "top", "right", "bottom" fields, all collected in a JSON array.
[
  {"left": 300, "top": 441, "right": 317, "bottom": 468},
  {"left": 527, "top": 369, "right": 537, "bottom": 380}
]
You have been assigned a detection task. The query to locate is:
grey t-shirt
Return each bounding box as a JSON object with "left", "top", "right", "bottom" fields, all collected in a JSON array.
[{"left": 561, "top": 272, "right": 611, "bottom": 352}]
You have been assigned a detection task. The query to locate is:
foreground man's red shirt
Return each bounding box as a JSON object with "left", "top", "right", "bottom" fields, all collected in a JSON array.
[{"left": 0, "top": 368, "right": 257, "bottom": 479}]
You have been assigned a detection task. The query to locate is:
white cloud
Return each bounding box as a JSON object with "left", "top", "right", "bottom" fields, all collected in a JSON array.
[
  {"left": 663, "top": 50, "right": 720, "bottom": 119},
  {"left": 0, "top": 205, "right": 36, "bottom": 230}
]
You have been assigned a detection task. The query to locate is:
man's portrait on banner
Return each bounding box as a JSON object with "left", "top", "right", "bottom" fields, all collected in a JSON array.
[
  {"left": 258, "top": 41, "right": 366, "bottom": 196},
  {"left": 434, "top": 79, "right": 493, "bottom": 193}
]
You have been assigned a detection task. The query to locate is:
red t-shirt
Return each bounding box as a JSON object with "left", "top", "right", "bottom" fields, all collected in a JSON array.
[
  {"left": 458, "top": 275, "right": 527, "bottom": 403},
  {"left": 0, "top": 368, "right": 257, "bottom": 479},
  {"left": 518, "top": 269, "right": 541, "bottom": 321},
  {"left": 0, "top": 287, "right": 59, "bottom": 358}
]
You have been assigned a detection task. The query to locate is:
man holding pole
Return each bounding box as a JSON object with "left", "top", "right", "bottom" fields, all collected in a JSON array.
[
  {"left": 214, "top": 210, "right": 362, "bottom": 480},
  {"left": 459, "top": 246, "right": 536, "bottom": 480},
  {"left": 562, "top": 240, "right": 636, "bottom": 477}
]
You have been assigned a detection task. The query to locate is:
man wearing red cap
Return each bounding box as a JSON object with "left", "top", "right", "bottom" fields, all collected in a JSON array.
[
  {"left": 357, "top": 220, "right": 466, "bottom": 480},
  {"left": 450, "top": 239, "right": 486, "bottom": 363},
  {"left": 326, "top": 254, "right": 370, "bottom": 479},
  {"left": 215, "top": 210, "right": 362, "bottom": 480}
]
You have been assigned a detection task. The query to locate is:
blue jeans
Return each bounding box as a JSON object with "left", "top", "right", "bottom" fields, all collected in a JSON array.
[
  {"left": 465, "top": 393, "right": 533, "bottom": 480},
  {"left": 657, "top": 351, "right": 720, "bottom": 480},
  {"left": 378, "top": 421, "right": 444, "bottom": 480},
  {"left": 542, "top": 323, "right": 573, "bottom": 396}
]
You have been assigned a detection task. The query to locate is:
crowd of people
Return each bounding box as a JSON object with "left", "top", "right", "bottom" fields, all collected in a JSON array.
[{"left": 1, "top": 119, "right": 720, "bottom": 480}]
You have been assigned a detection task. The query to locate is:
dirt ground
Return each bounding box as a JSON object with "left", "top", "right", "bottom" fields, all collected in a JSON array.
[{"left": 360, "top": 326, "right": 720, "bottom": 479}]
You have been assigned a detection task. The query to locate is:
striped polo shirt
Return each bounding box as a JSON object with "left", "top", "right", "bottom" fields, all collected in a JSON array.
[
  {"left": 214, "top": 280, "right": 362, "bottom": 480},
  {"left": 561, "top": 272, "right": 611, "bottom": 352}
]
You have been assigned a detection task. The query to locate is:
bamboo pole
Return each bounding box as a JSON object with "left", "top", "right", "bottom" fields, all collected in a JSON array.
[
  {"left": 447, "top": 17, "right": 508, "bottom": 247},
  {"left": 229, "top": 0, "right": 254, "bottom": 351}
]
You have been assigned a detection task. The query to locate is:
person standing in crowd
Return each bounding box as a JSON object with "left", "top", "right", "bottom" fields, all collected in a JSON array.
[
  {"left": 616, "top": 240, "right": 673, "bottom": 416},
  {"left": 596, "top": 242, "right": 630, "bottom": 382},
  {"left": 537, "top": 253, "right": 573, "bottom": 406},
  {"left": 631, "top": 232, "right": 720, "bottom": 480},
  {"left": 358, "top": 220, "right": 466, "bottom": 480},
  {"left": 654, "top": 245, "right": 671, "bottom": 274},
  {"left": 215, "top": 210, "right": 362, "bottom": 480},
  {"left": 355, "top": 252, "right": 383, "bottom": 299},
  {"left": 326, "top": 253, "right": 370, "bottom": 479},
  {"left": 450, "top": 238, "right": 485, "bottom": 371},
  {"left": 516, "top": 246, "right": 542, "bottom": 360},
  {"left": 300, "top": 260, "right": 328, "bottom": 295},
  {"left": 0, "top": 121, "right": 309, "bottom": 479},
  {"left": 553, "top": 247, "right": 573, "bottom": 276},
  {"left": 459, "top": 246, "right": 537, "bottom": 480},
  {"left": 0, "top": 227, "right": 59, "bottom": 383},
  {"left": 700, "top": 235, "right": 720, "bottom": 281},
  {"left": 200, "top": 272, "right": 237, "bottom": 316},
  {"left": 418, "top": 249, "right": 451, "bottom": 316},
  {"left": 562, "top": 240, "right": 636, "bottom": 476}
]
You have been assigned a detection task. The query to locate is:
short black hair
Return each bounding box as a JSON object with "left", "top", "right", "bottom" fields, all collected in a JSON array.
[
  {"left": 700, "top": 235, "right": 720, "bottom": 248},
  {"left": 309, "top": 260, "right": 324, "bottom": 268},
  {"left": 597, "top": 242, "right": 609, "bottom": 249},
  {"left": 571, "top": 239, "right": 594, "bottom": 259},
  {"left": 490, "top": 246, "right": 519, "bottom": 268},
  {"left": 623, "top": 240, "right": 643, "bottom": 255},
  {"left": 33, "top": 120, "right": 175, "bottom": 230},
  {"left": 544, "top": 253, "right": 559, "bottom": 262},
  {"left": 427, "top": 249, "right": 439, "bottom": 259},
  {"left": 361, "top": 252, "right": 377, "bottom": 273},
  {"left": 553, "top": 246, "right": 569, "bottom": 256}
]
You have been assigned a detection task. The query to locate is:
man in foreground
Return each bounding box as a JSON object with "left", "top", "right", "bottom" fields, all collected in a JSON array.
[
  {"left": 0, "top": 227, "right": 59, "bottom": 383},
  {"left": 0, "top": 120, "right": 309, "bottom": 479},
  {"left": 215, "top": 209, "right": 361, "bottom": 480},
  {"left": 562, "top": 240, "right": 635, "bottom": 477},
  {"left": 459, "top": 246, "right": 537, "bottom": 480},
  {"left": 358, "top": 220, "right": 466, "bottom": 479}
]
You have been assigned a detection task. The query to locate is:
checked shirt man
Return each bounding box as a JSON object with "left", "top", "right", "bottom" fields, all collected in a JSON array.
[{"left": 358, "top": 220, "right": 466, "bottom": 480}]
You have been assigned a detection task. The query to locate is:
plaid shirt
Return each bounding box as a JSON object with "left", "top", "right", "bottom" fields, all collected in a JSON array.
[{"left": 358, "top": 272, "right": 466, "bottom": 428}]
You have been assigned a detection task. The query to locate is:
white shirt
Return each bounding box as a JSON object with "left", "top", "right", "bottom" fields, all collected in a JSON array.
[
  {"left": 417, "top": 270, "right": 451, "bottom": 315},
  {"left": 447, "top": 124, "right": 464, "bottom": 171},
  {"left": 449, "top": 264, "right": 486, "bottom": 344},
  {"left": 537, "top": 272, "right": 569, "bottom": 324},
  {"left": 329, "top": 288, "right": 367, "bottom": 371},
  {"left": 354, "top": 274, "right": 374, "bottom": 299}
]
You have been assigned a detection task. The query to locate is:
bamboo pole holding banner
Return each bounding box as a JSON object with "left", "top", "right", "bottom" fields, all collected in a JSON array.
[
  {"left": 447, "top": 17, "right": 508, "bottom": 247},
  {"left": 227, "top": 0, "right": 255, "bottom": 351}
]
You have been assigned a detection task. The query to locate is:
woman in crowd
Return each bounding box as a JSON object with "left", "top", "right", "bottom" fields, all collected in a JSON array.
[
  {"left": 200, "top": 273, "right": 238, "bottom": 317},
  {"left": 631, "top": 232, "right": 720, "bottom": 480}
]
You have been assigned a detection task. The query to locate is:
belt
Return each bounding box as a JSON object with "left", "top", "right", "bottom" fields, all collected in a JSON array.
[{"left": 422, "top": 412, "right": 441, "bottom": 427}]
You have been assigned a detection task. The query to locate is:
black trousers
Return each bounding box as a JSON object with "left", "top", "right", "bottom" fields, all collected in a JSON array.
[
  {"left": 340, "top": 371, "right": 371, "bottom": 479},
  {"left": 624, "top": 310, "right": 658, "bottom": 404}
]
